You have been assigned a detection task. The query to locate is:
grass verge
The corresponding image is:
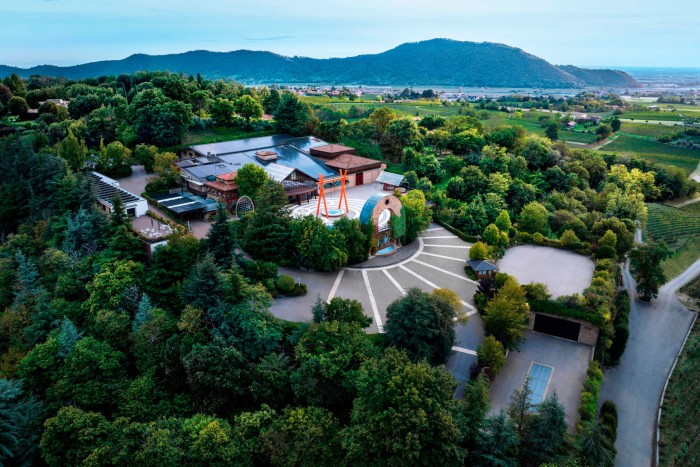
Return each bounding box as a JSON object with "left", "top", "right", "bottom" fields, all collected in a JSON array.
[{"left": 658, "top": 318, "right": 700, "bottom": 466}]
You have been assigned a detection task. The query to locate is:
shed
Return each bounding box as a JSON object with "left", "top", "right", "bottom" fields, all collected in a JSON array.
[{"left": 466, "top": 259, "right": 499, "bottom": 279}]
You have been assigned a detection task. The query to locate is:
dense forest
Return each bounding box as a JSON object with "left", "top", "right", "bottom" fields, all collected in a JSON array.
[
  {"left": 0, "top": 39, "right": 639, "bottom": 88},
  {"left": 0, "top": 70, "right": 692, "bottom": 465}
]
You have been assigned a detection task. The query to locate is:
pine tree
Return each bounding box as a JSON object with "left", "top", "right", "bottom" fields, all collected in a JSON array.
[
  {"left": 471, "top": 412, "right": 519, "bottom": 467},
  {"left": 110, "top": 194, "right": 130, "bottom": 230},
  {"left": 13, "top": 252, "right": 39, "bottom": 310},
  {"left": 311, "top": 294, "right": 327, "bottom": 323},
  {"left": 57, "top": 318, "right": 82, "bottom": 358},
  {"left": 520, "top": 393, "right": 568, "bottom": 467},
  {"left": 132, "top": 294, "right": 153, "bottom": 333},
  {"left": 206, "top": 203, "right": 235, "bottom": 269},
  {"left": 507, "top": 376, "right": 534, "bottom": 440},
  {"left": 181, "top": 254, "right": 224, "bottom": 311}
]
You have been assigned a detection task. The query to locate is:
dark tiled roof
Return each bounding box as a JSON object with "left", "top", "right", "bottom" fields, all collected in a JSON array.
[{"left": 467, "top": 259, "right": 499, "bottom": 272}]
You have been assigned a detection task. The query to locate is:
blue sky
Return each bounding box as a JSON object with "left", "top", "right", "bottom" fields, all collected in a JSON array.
[{"left": 2, "top": 0, "right": 699, "bottom": 68}]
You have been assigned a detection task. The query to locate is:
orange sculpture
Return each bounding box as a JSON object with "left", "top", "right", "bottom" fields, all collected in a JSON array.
[{"left": 316, "top": 170, "right": 349, "bottom": 217}]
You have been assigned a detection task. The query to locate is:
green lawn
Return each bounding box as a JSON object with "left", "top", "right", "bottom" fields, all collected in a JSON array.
[
  {"left": 600, "top": 135, "right": 700, "bottom": 175},
  {"left": 662, "top": 236, "right": 700, "bottom": 280},
  {"left": 658, "top": 319, "right": 700, "bottom": 466},
  {"left": 559, "top": 130, "right": 598, "bottom": 144},
  {"left": 326, "top": 101, "right": 462, "bottom": 117}
]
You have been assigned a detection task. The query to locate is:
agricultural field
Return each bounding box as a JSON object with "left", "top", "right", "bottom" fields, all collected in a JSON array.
[
  {"left": 601, "top": 135, "right": 700, "bottom": 175},
  {"left": 559, "top": 130, "right": 598, "bottom": 144},
  {"left": 658, "top": 319, "right": 700, "bottom": 466},
  {"left": 620, "top": 111, "right": 684, "bottom": 122},
  {"left": 619, "top": 121, "right": 685, "bottom": 139},
  {"left": 645, "top": 203, "right": 700, "bottom": 252},
  {"left": 644, "top": 203, "right": 700, "bottom": 279},
  {"left": 322, "top": 101, "right": 463, "bottom": 117}
]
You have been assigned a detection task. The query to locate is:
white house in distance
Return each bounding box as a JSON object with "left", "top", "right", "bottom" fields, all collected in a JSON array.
[{"left": 90, "top": 171, "right": 148, "bottom": 217}]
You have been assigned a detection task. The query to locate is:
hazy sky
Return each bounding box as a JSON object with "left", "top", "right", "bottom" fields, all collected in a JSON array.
[{"left": 2, "top": 0, "right": 699, "bottom": 68}]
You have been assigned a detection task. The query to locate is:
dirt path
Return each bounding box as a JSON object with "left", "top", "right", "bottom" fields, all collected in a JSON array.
[{"left": 590, "top": 134, "right": 619, "bottom": 150}]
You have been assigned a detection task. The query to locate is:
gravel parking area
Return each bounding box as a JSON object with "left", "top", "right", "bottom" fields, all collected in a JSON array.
[{"left": 498, "top": 245, "right": 594, "bottom": 298}]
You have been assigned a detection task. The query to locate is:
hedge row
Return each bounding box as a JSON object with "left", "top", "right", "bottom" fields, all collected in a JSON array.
[
  {"left": 515, "top": 231, "right": 591, "bottom": 256},
  {"left": 433, "top": 217, "right": 480, "bottom": 243},
  {"left": 605, "top": 293, "right": 631, "bottom": 366},
  {"left": 578, "top": 361, "right": 604, "bottom": 428},
  {"left": 529, "top": 299, "right": 605, "bottom": 328}
]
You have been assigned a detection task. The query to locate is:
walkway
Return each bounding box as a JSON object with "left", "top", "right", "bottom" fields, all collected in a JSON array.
[
  {"left": 598, "top": 255, "right": 698, "bottom": 466},
  {"left": 270, "top": 224, "right": 484, "bottom": 387}
]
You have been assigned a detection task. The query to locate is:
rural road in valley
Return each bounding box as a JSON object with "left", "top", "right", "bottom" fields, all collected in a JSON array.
[{"left": 598, "top": 254, "right": 698, "bottom": 467}]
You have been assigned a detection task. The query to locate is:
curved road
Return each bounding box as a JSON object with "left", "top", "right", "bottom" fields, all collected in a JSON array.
[{"left": 599, "top": 255, "right": 698, "bottom": 466}]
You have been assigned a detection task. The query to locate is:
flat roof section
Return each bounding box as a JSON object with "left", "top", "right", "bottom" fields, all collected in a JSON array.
[
  {"left": 376, "top": 171, "right": 405, "bottom": 187},
  {"left": 190, "top": 134, "right": 296, "bottom": 157}
]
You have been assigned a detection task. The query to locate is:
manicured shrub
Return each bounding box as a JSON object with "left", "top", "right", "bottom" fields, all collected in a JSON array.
[
  {"left": 469, "top": 242, "right": 489, "bottom": 260},
  {"left": 276, "top": 274, "right": 296, "bottom": 295},
  {"left": 600, "top": 400, "right": 618, "bottom": 443},
  {"left": 476, "top": 335, "right": 506, "bottom": 376},
  {"left": 533, "top": 232, "right": 544, "bottom": 244},
  {"left": 595, "top": 245, "right": 617, "bottom": 260},
  {"left": 606, "top": 293, "right": 630, "bottom": 365}
]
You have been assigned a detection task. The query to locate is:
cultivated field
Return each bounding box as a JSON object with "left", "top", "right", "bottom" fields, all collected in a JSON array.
[
  {"left": 644, "top": 203, "right": 700, "bottom": 279},
  {"left": 601, "top": 136, "right": 700, "bottom": 175},
  {"left": 619, "top": 122, "right": 685, "bottom": 139}
]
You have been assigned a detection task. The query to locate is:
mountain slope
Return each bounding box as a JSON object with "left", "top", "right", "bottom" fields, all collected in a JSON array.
[{"left": 0, "top": 39, "right": 639, "bottom": 88}]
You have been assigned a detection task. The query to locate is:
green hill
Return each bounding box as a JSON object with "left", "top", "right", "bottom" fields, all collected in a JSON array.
[{"left": 0, "top": 39, "right": 639, "bottom": 89}]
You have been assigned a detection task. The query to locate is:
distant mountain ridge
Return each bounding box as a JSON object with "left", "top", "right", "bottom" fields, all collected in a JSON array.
[{"left": 0, "top": 39, "right": 640, "bottom": 88}]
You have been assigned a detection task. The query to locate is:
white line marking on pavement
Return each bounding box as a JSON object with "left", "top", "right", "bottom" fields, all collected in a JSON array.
[
  {"left": 383, "top": 269, "right": 406, "bottom": 295},
  {"left": 452, "top": 346, "right": 477, "bottom": 356},
  {"left": 327, "top": 269, "right": 345, "bottom": 302},
  {"left": 426, "top": 227, "right": 447, "bottom": 232},
  {"left": 420, "top": 252, "right": 466, "bottom": 262},
  {"left": 422, "top": 244, "right": 471, "bottom": 249},
  {"left": 412, "top": 259, "right": 478, "bottom": 285},
  {"left": 421, "top": 235, "right": 459, "bottom": 239},
  {"left": 399, "top": 264, "right": 477, "bottom": 313},
  {"left": 362, "top": 270, "right": 384, "bottom": 333}
]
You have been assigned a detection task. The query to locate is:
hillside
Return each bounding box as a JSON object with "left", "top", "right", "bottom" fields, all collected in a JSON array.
[{"left": 0, "top": 39, "right": 639, "bottom": 88}]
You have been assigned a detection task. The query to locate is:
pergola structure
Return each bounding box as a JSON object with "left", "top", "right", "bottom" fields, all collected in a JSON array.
[{"left": 316, "top": 170, "right": 349, "bottom": 217}]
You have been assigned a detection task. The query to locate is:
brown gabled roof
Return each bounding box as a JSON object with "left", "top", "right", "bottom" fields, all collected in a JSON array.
[
  {"left": 310, "top": 144, "right": 356, "bottom": 158},
  {"left": 204, "top": 180, "right": 238, "bottom": 192},
  {"left": 323, "top": 154, "right": 382, "bottom": 171},
  {"left": 217, "top": 172, "right": 237, "bottom": 181}
]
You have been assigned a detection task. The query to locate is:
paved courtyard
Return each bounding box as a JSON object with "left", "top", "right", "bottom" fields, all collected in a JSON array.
[
  {"left": 498, "top": 245, "right": 595, "bottom": 298},
  {"left": 116, "top": 165, "right": 211, "bottom": 239},
  {"left": 489, "top": 331, "right": 594, "bottom": 431},
  {"left": 270, "top": 223, "right": 484, "bottom": 385}
]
